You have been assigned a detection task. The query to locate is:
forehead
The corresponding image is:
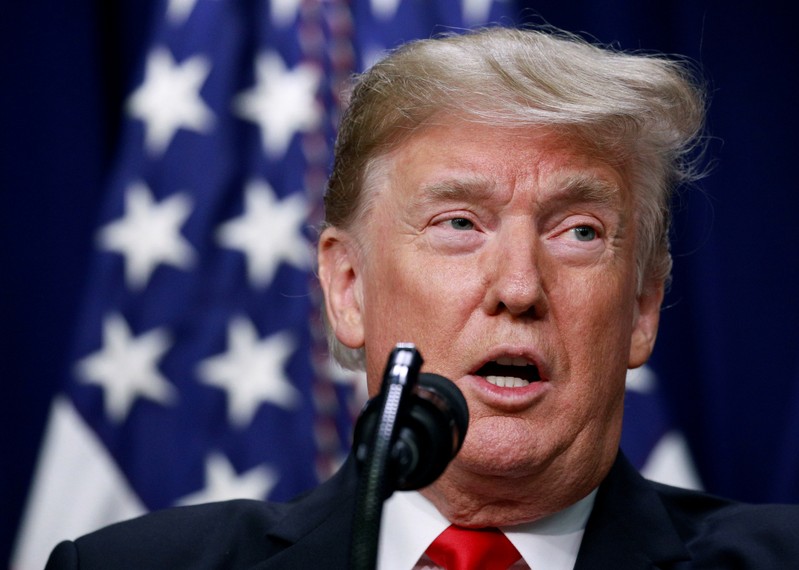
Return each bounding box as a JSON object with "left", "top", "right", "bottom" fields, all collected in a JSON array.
[{"left": 369, "top": 120, "right": 631, "bottom": 208}]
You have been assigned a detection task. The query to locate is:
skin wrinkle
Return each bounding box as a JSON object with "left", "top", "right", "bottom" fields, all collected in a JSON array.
[
  {"left": 324, "top": 119, "right": 652, "bottom": 370},
  {"left": 318, "top": 121, "right": 662, "bottom": 527},
  {"left": 317, "top": 27, "right": 702, "bottom": 529}
]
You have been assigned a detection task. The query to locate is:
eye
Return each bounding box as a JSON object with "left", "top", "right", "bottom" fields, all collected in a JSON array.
[
  {"left": 448, "top": 217, "right": 475, "bottom": 231},
  {"left": 427, "top": 214, "right": 484, "bottom": 254},
  {"left": 572, "top": 225, "right": 597, "bottom": 242}
]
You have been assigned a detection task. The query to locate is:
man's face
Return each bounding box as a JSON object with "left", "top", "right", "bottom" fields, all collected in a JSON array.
[{"left": 319, "top": 120, "right": 663, "bottom": 516}]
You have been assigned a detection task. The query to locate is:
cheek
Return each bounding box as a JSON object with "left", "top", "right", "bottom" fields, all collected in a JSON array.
[
  {"left": 555, "top": 272, "right": 636, "bottom": 379},
  {"left": 360, "top": 264, "right": 438, "bottom": 367},
  {"left": 362, "top": 259, "right": 478, "bottom": 368}
]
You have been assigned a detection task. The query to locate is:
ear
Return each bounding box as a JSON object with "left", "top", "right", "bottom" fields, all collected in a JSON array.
[
  {"left": 317, "top": 227, "right": 365, "bottom": 350},
  {"left": 628, "top": 280, "right": 665, "bottom": 369}
]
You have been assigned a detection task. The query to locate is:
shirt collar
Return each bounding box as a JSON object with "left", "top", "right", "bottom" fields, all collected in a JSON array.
[{"left": 378, "top": 488, "right": 596, "bottom": 570}]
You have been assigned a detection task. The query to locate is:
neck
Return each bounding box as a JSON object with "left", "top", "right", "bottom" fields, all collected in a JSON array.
[{"left": 419, "top": 454, "right": 610, "bottom": 527}]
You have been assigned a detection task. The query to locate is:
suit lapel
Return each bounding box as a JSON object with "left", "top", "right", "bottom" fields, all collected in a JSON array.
[
  {"left": 574, "top": 452, "right": 691, "bottom": 570},
  {"left": 251, "top": 458, "right": 359, "bottom": 569},
  {"left": 249, "top": 451, "right": 693, "bottom": 569}
]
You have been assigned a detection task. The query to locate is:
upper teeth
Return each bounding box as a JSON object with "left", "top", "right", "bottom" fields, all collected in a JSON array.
[
  {"left": 496, "top": 356, "right": 530, "bottom": 366},
  {"left": 485, "top": 375, "right": 530, "bottom": 388}
]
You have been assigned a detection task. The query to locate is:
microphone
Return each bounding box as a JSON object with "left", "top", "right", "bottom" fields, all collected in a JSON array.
[
  {"left": 352, "top": 345, "right": 469, "bottom": 495},
  {"left": 350, "top": 344, "right": 468, "bottom": 569}
]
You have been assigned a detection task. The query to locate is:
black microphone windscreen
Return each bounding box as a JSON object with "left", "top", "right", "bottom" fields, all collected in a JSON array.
[{"left": 417, "top": 373, "right": 469, "bottom": 452}]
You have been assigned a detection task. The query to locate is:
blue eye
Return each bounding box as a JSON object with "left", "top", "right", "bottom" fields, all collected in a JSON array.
[
  {"left": 449, "top": 218, "right": 474, "bottom": 230},
  {"left": 573, "top": 226, "right": 597, "bottom": 241}
]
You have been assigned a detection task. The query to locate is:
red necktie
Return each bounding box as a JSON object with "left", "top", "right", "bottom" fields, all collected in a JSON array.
[{"left": 426, "top": 525, "right": 522, "bottom": 570}]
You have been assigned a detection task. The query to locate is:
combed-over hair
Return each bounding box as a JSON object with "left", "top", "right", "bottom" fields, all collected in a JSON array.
[{"left": 323, "top": 26, "right": 707, "bottom": 370}]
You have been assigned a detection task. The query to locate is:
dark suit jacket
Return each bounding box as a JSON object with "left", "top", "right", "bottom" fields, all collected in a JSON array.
[{"left": 45, "top": 452, "right": 799, "bottom": 569}]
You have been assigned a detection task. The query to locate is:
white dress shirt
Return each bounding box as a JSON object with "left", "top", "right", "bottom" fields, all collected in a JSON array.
[{"left": 377, "top": 488, "right": 596, "bottom": 570}]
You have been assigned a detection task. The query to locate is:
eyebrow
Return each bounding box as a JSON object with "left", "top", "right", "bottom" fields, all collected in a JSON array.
[
  {"left": 551, "top": 173, "right": 622, "bottom": 208},
  {"left": 408, "top": 171, "right": 625, "bottom": 222},
  {"left": 415, "top": 174, "right": 621, "bottom": 207},
  {"left": 412, "top": 178, "right": 496, "bottom": 208},
  {"left": 543, "top": 173, "right": 629, "bottom": 234}
]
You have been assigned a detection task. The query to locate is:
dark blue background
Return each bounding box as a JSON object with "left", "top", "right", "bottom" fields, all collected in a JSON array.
[{"left": 2, "top": 1, "right": 797, "bottom": 565}]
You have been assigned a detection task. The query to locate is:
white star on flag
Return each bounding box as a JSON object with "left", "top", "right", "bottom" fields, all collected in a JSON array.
[
  {"left": 370, "top": 0, "right": 402, "bottom": 20},
  {"left": 166, "top": 0, "right": 200, "bottom": 24},
  {"left": 625, "top": 366, "right": 703, "bottom": 490},
  {"left": 270, "top": 0, "right": 303, "bottom": 27},
  {"left": 127, "top": 47, "right": 214, "bottom": 155},
  {"left": 75, "top": 313, "right": 177, "bottom": 423},
  {"left": 97, "top": 182, "right": 196, "bottom": 291},
  {"left": 197, "top": 317, "right": 301, "bottom": 427},
  {"left": 462, "top": 0, "right": 503, "bottom": 24},
  {"left": 177, "top": 453, "right": 278, "bottom": 505},
  {"left": 233, "top": 51, "right": 322, "bottom": 158},
  {"left": 626, "top": 365, "right": 657, "bottom": 394},
  {"left": 216, "top": 180, "right": 311, "bottom": 288}
]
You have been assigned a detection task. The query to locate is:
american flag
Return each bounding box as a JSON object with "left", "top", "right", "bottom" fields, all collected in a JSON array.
[{"left": 12, "top": 2, "right": 521, "bottom": 568}]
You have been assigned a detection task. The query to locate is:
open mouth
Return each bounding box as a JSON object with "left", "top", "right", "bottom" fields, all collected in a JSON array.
[{"left": 474, "top": 356, "right": 541, "bottom": 388}]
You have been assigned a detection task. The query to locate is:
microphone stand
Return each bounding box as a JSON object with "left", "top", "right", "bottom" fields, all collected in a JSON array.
[{"left": 350, "top": 344, "right": 422, "bottom": 570}]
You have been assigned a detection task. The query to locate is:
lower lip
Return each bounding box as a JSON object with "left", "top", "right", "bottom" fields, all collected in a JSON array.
[{"left": 461, "top": 374, "right": 550, "bottom": 411}]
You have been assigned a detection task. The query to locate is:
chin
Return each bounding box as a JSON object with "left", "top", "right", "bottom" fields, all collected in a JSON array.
[{"left": 456, "top": 426, "right": 552, "bottom": 478}]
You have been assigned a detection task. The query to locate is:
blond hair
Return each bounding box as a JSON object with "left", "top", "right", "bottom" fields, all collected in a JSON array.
[{"left": 324, "top": 26, "right": 706, "bottom": 369}]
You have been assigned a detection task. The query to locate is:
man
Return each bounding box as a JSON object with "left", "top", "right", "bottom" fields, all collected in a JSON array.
[{"left": 46, "top": 26, "right": 798, "bottom": 569}]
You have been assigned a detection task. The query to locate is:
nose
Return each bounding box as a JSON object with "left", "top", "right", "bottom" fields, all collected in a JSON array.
[{"left": 482, "top": 225, "right": 549, "bottom": 319}]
